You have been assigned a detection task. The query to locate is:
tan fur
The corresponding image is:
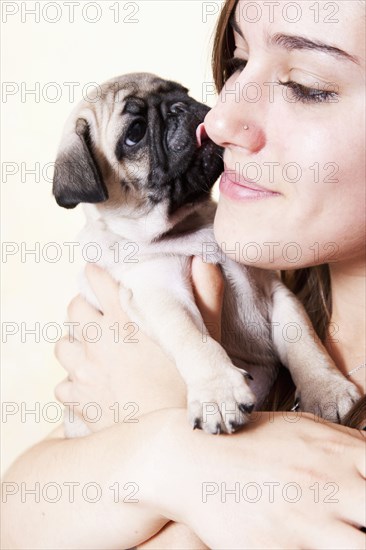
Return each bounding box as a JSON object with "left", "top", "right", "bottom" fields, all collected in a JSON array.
[{"left": 53, "top": 73, "right": 361, "bottom": 436}]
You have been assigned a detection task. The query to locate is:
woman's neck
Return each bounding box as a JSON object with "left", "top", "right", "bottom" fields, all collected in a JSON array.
[{"left": 325, "top": 258, "right": 366, "bottom": 394}]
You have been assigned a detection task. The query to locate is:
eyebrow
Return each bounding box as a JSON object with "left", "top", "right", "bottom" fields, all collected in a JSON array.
[{"left": 229, "top": 15, "right": 361, "bottom": 66}]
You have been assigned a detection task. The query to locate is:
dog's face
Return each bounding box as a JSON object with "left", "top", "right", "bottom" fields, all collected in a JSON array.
[{"left": 53, "top": 72, "right": 224, "bottom": 226}]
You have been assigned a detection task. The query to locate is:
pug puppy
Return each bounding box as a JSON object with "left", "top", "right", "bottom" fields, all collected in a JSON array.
[{"left": 53, "top": 72, "right": 360, "bottom": 436}]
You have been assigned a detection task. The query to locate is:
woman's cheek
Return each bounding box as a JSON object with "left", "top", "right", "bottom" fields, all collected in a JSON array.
[
  {"left": 214, "top": 100, "right": 365, "bottom": 268},
  {"left": 213, "top": 184, "right": 350, "bottom": 270}
]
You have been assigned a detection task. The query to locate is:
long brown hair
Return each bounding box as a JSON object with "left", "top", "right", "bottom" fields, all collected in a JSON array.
[{"left": 211, "top": 0, "right": 365, "bottom": 429}]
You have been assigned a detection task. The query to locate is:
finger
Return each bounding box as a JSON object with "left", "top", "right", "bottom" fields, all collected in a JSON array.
[
  {"left": 54, "top": 377, "right": 76, "bottom": 405},
  {"left": 67, "top": 294, "right": 103, "bottom": 331},
  {"left": 353, "top": 442, "right": 366, "bottom": 480},
  {"left": 337, "top": 474, "right": 366, "bottom": 528},
  {"left": 54, "top": 336, "right": 85, "bottom": 376},
  {"left": 304, "top": 416, "right": 366, "bottom": 478},
  {"left": 85, "top": 263, "right": 125, "bottom": 316},
  {"left": 191, "top": 256, "right": 224, "bottom": 343},
  {"left": 303, "top": 520, "right": 366, "bottom": 550}
]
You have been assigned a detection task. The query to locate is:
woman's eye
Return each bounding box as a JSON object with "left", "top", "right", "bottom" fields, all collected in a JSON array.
[
  {"left": 278, "top": 80, "right": 339, "bottom": 104},
  {"left": 225, "top": 56, "right": 247, "bottom": 76},
  {"left": 125, "top": 119, "right": 147, "bottom": 146},
  {"left": 224, "top": 55, "right": 339, "bottom": 105}
]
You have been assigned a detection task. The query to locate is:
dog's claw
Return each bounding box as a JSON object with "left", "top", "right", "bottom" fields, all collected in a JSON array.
[
  {"left": 291, "top": 397, "right": 300, "bottom": 411},
  {"left": 238, "top": 403, "right": 255, "bottom": 414},
  {"left": 229, "top": 420, "right": 239, "bottom": 432},
  {"left": 214, "top": 422, "right": 222, "bottom": 435},
  {"left": 237, "top": 368, "right": 254, "bottom": 381},
  {"left": 193, "top": 418, "right": 201, "bottom": 430}
]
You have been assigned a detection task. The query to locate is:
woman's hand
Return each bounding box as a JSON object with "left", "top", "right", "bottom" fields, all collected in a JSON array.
[
  {"left": 54, "top": 258, "right": 224, "bottom": 433},
  {"left": 155, "top": 409, "right": 366, "bottom": 550},
  {"left": 52, "top": 257, "right": 223, "bottom": 550}
]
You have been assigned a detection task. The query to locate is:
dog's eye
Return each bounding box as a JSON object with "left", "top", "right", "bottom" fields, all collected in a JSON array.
[{"left": 125, "top": 119, "right": 147, "bottom": 146}]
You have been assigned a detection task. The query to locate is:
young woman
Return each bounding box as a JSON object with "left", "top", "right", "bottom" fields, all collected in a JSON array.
[{"left": 2, "top": 1, "right": 365, "bottom": 548}]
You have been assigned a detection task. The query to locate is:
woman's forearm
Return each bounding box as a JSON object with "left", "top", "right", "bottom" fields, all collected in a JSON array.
[
  {"left": 3, "top": 408, "right": 365, "bottom": 550},
  {"left": 1, "top": 411, "right": 173, "bottom": 550}
]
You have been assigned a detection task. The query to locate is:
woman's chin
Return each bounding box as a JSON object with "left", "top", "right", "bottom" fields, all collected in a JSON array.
[{"left": 213, "top": 209, "right": 301, "bottom": 270}]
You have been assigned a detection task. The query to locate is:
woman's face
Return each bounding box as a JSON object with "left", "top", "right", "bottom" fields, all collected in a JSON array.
[{"left": 204, "top": 0, "right": 365, "bottom": 269}]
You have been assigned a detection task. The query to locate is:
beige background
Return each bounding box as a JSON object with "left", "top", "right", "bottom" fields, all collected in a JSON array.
[{"left": 1, "top": 0, "right": 223, "bottom": 475}]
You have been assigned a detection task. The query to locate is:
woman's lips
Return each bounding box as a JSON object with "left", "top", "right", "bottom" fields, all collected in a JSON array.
[
  {"left": 196, "top": 123, "right": 281, "bottom": 200},
  {"left": 219, "top": 169, "right": 281, "bottom": 201}
]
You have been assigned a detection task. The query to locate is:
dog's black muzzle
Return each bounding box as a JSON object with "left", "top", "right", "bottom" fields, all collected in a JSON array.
[{"left": 147, "top": 93, "right": 224, "bottom": 214}]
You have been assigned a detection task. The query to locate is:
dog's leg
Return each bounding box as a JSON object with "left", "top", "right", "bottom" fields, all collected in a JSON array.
[
  {"left": 270, "top": 279, "right": 361, "bottom": 422},
  {"left": 119, "top": 285, "right": 256, "bottom": 435}
]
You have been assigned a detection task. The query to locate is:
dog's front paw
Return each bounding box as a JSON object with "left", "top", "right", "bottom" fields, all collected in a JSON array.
[
  {"left": 294, "top": 373, "right": 361, "bottom": 423},
  {"left": 187, "top": 366, "right": 256, "bottom": 435}
]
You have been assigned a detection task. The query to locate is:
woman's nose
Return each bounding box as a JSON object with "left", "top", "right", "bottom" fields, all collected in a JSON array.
[{"left": 204, "top": 86, "right": 266, "bottom": 154}]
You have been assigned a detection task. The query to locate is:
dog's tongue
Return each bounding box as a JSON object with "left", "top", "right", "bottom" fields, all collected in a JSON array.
[{"left": 196, "top": 122, "right": 209, "bottom": 147}]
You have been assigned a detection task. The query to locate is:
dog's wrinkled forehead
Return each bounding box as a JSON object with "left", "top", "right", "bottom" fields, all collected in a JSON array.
[
  {"left": 83, "top": 72, "right": 190, "bottom": 168},
  {"left": 96, "top": 72, "right": 189, "bottom": 115},
  {"left": 109, "top": 72, "right": 187, "bottom": 101},
  {"left": 86, "top": 72, "right": 189, "bottom": 155}
]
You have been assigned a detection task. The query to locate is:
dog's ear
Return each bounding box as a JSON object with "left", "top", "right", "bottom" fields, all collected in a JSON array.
[{"left": 52, "top": 118, "right": 108, "bottom": 209}]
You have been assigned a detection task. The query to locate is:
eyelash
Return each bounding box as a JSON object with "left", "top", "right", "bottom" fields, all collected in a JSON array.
[{"left": 224, "top": 57, "right": 339, "bottom": 104}]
